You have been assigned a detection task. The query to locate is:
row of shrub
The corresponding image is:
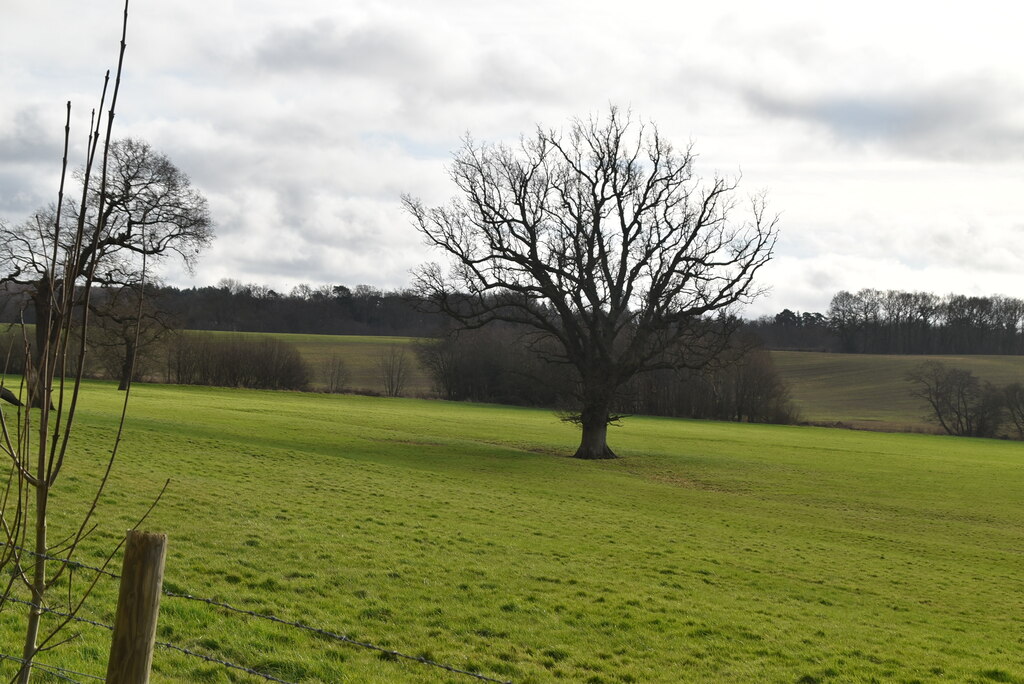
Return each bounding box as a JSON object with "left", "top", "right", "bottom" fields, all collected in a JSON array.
[
  {"left": 624, "top": 348, "right": 798, "bottom": 424},
  {"left": 414, "top": 326, "right": 800, "bottom": 424},
  {"left": 166, "top": 335, "right": 310, "bottom": 390},
  {"left": 6, "top": 323, "right": 799, "bottom": 425},
  {"left": 0, "top": 327, "right": 314, "bottom": 392}
]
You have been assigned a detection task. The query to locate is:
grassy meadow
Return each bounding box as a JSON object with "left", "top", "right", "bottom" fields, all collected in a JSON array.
[{"left": 1, "top": 381, "right": 1022, "bottom": 683}]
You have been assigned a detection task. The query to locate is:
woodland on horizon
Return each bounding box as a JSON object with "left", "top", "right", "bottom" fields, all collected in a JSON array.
[{"left": 4, "top": 280, "right": 1021, "bottom": 356}]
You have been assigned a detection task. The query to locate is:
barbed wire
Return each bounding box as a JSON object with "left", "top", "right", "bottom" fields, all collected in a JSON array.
[
  {"left": 1, "top": 542, "right": 512, "bottom": 683},
  {"left": 2, "top": 596, "right": 296, "bottom": 684},
  {"left": 0, "top": 542, "right": 121, "bottom": 580},
  {"left": 163, "top": 591, "right": 512, "bottom": 684},
  {"left": 153, "top": 640, "right": 295, "bottom": 684},
  {"left": 3, "top": 595, "right": 116, "bottom": 634},
  {"left": 0, "top": 651, "right": 104, "bottom": 684}
]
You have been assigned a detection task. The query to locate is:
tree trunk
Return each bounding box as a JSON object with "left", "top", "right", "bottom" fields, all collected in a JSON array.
[
  {"left": 29, "top": 283, "right": 59, "bottom": 410},
  {"left": 573, "top": 403, "right": 617, "bottom": 459},
  {"left": 118, "top": 339, "right": 135, "bottom": 391},
  {"left": 18, "top": 461, "right": 49, "bottom": 683}
]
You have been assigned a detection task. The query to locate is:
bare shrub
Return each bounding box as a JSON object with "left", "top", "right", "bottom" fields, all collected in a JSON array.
[
  {"left": 322, "top": 354, "right": 351, "bottom": 393},
  {"left": 906, "top": 361, "right": 1004, "bottom": 437},
  {"left": 415, "top": 327, "right": 572, "bottom": 406},
  {"left": 1004, "top": 383, "right": 1024, "bottom": 440},
  {"left": 377, "top": 346, "right": 409, "bottom": 397},
  {"left": 416, "top": 326, "right": 799, "bottom": 424},
  {"left": 627, "top": 345, "right": 800, "bottom": 424}
]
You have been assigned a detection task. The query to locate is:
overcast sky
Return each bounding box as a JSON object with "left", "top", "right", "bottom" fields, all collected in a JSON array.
[{"left": 2, "top": 1, "right": 1021, "bottom": 316}]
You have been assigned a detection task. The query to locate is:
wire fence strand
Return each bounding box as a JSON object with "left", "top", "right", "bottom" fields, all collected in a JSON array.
[
  {"left": 2, "top": 596, "right": 298, "bottom": 684},
  {"left": 2, "top": 542, "right": 512, "bottom": 683},
  {"left": 153, "top": 641, "right": 296, "bottom": 684},
  {"left": 163, "top": 591, "right": 513, "bottom": 684},
  {"left": 0, "top": 651, "right": 104, "bottom": 683},
  {"left": 0, "top": 542, "right": 121, "bottom": 580},
  {"left": 3, "top": 596, "right": 115, "bottom": 633}
]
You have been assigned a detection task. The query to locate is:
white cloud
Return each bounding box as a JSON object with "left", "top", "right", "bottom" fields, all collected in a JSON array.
[{"left": 2, "top": 0, "right": 1023, "bottom": 311}]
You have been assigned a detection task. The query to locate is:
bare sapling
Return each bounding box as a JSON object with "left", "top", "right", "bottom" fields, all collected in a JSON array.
[{"left": 0, "top": 3, "right": 167, "bottom": 681}]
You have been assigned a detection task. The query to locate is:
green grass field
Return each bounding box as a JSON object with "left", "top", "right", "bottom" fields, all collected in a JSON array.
[{"left": 1, "top": 381, "right": 1023, "bottom": 683}]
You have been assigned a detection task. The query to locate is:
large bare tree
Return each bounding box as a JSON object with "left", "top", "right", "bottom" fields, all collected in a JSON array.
[
  {"left": 404, "top": 108, "right": 778, "bottom": 459},
  {"left": 0, "top": 137, "right": 212, "bottom": 404}
]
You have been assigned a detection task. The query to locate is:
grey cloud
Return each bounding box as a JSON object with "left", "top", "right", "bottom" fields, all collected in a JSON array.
[
  {"left": 0, "top": 107, "right": 61, "bottom": 164},
  {"left": 806, "top": 267, "right": 838, "bottom": 293},
  {"left": 743, "top": 77, "right": 1024, "bottom": 161},
  {"left": 251, "top": 17, "right": 563, "bottom": 109},
  {"left": 234, "top": 250, "right": 331, "bottom": 281},
  {"left": 254, "top": 20, "right": 436, "bottom": 78},
  {"left": 0, "top": 171, "right": 45, "bottom": 218},
  {"left": 207, "top": 206, "right": 421, "bottom": 290},
  {"left": 0, "top": 108, "right": 67, "bottom": 218},
  {"left": 453, "top": 49, "right": 561, "bottom": 103},
  {"left": 909, "top": 222, "right": 1022, "bottom": 275}
]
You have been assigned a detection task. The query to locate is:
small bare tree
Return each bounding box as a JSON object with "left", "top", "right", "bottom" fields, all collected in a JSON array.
[
  {"left": 377, "top": 346, "right": 409, "bottom": 397},
  {"left": 0, "top": 4, "right": 164, "bottom": 681},
  {"left": 1003, "top": 382, "right": 1024, "bottom": 439},
  {"left": 322, "top": 354, "right": 351, "bottom": 394}
]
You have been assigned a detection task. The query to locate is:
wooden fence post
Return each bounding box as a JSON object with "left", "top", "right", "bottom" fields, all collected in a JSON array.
[{"left": 106, "top": 530, "right": 168, "bottom": 684}]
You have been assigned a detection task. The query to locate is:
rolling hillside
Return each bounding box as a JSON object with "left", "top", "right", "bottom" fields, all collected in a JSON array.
[{"left": 773, "top": 351, "right": 1024, "bottom": 432}]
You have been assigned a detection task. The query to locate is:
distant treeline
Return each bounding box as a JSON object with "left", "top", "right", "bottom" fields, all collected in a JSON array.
[
  {"left": 0, "top": 280, "right": 439, "bottom": 337},
  {"left": 749, "top": 289, "right": 1024, "bottom": 355},
  {"left": 3, "top": 282, "right": 1021, "bottom": 356}
]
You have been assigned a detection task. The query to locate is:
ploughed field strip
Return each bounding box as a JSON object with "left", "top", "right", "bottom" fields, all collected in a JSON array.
[{"left": 762, "top": 351, "right": 1024, "bottom": 432}]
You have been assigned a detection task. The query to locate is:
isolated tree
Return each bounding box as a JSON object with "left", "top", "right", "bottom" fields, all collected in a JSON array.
[
  {"left": 906, "top": 361, "right": 1004, "bottom": 437},
  {"left": 405, "top": 107, "right": 778, "bottom": 459},
  {"left": 0, "top": 137, "right": 212, "bottom": 403}
]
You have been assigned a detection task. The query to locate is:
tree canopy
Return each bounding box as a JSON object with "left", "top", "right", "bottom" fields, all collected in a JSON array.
[
  {"left": 0, "top": 137, "right": 213, "bottom": 404},
  {"left": 1, "top": 138, "right": 211, "bottom": 289}
]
